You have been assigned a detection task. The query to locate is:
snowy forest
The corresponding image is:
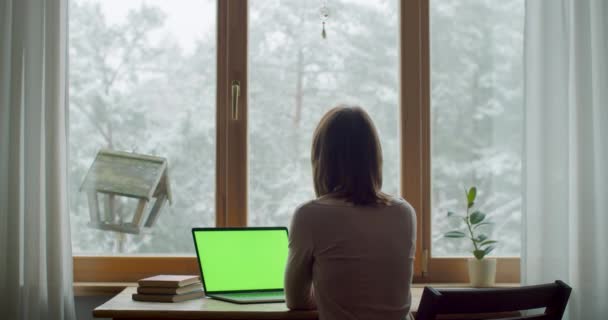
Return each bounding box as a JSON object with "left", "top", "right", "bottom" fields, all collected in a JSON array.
[{"left": 68, "top": 0, "right": 523, "bottom": 257}]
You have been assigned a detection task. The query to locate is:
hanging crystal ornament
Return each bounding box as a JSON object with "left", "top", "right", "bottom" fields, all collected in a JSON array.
[{"left": 319, "top": 0, "right": 329, "bottom": 39}]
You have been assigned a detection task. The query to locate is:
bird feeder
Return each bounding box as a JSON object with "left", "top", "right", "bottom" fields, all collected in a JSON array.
[{"left": 80, "top": 149, "right": 172, "bottom": 234}]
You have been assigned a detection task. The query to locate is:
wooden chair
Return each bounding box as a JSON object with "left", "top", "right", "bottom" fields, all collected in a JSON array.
[{"left": 416, "top": 280, "right": 571, "bottom": 320}]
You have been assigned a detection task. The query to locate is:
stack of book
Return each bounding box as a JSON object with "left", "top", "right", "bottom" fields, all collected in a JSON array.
[{"left": 132, "top": 275, "right": 204, "bottom": 302}]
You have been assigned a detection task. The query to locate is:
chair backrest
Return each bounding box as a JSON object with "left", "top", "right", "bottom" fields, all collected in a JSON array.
[{"left": 416, "top": 280, "right": 571, "bottom": 320}]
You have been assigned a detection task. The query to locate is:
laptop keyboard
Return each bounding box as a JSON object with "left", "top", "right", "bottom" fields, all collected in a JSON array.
[{"left": 217, "top": 291, "right": 285, "bottom": 300}]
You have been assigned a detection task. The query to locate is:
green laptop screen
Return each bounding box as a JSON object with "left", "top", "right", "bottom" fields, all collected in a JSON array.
[{"left": 193, "top": 229, "right": 288, "bottom": 292}]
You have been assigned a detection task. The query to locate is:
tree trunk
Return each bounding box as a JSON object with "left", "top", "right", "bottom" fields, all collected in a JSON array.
[{"left": 294, "top": 48, "right": 304, "bottom": 127}]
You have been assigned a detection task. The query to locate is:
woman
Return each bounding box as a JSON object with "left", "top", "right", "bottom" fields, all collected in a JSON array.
[{"left": 284, "top": 105, "right": 417, "bottom": 320}]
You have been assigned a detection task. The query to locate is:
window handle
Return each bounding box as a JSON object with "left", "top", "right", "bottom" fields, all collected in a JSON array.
[{"left": 231, "top": 80, "right": 240, "bottom": 120}]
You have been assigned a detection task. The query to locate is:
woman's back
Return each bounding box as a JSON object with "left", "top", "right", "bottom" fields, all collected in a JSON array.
[
  {"left": 285, "top": 196, "right": 416, "bottom": 320},
  {"left": 285, "top": 105, "right": 416, "bottom": 319}
]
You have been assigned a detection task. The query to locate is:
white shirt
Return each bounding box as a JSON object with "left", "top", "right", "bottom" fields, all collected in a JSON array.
[{"left": 284, "top": 196, "right": 417, "bottom": 320}]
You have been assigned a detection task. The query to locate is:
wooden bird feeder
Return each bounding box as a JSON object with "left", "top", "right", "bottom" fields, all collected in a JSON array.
[{"left": 80, "top": 149, "right": 172, "bottom": 234}]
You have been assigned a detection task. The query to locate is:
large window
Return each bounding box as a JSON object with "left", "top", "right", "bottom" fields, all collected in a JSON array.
[{"left": 69, "top": 0, "right": 524, "bottom": 283}]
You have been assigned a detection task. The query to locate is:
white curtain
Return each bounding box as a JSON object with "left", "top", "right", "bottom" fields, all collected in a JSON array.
[
  {"left": 0, "top": 0, "right": 76, "bottom": 319},
  {"left": 523, "top": 0, "right": 608, "bottom": 319}
]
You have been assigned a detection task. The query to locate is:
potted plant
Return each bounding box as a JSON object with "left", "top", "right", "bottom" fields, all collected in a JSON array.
[{"left": 444, "top": 186, "right": 498, "bottom": 287}]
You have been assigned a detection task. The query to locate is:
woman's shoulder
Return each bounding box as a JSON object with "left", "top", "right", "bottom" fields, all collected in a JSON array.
[
  {"left": 291, "top": 200, "right": 320, "bottom": 220},
  {"left": 299, "top": 195, "right": 415, "bottom": 213},
  {"left": 293, "top": 199, "right": 318, "bottom": 212},
  {"left": 388, "top": 196, "right": 416, "bottom": 219},
  {"left": 386, "top": 196, "right": 415, "bottom": 210},
  {"left": 290, "top": 196, "right": 416, "bottom": 229},
  {"left": 377, "top": 195, "right": 415, "bottom": 217},
  {"left": 290, "top": 198, "right": 344, "bottom": 225}
]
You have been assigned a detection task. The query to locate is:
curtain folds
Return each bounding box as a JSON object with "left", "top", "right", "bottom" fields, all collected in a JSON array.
[
  {"left": 0, "top": 0, "right": 76, "bottom": 319},
  {"left": 523, "top": 0, "right": 608, "bottom": 319}
]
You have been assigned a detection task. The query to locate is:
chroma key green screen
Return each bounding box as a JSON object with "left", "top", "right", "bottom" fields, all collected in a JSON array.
[{"left": 193, "top": 228, "right": 288, "bottom": 292}]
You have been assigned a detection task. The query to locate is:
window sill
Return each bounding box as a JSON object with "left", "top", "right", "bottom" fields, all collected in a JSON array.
[{"left": 74, "top": 282, "right": 520, "bottom": 297}]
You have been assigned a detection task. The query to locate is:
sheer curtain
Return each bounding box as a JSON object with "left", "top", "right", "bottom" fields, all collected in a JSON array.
[
  {"left": 523, "top": 0, "right": 608, "bottom": 319},
  {"left": 0, "top": 0, "right": 76, "bottom": 319}
]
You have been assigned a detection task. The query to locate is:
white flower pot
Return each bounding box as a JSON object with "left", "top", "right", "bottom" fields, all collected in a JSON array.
[{"left": 468, "top": 257, "right": 496, "bottom": 287}]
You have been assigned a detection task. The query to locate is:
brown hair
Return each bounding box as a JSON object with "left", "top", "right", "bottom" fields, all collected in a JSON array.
[{"left": 311, "top": 105, "right": 389, "bottom": 205}]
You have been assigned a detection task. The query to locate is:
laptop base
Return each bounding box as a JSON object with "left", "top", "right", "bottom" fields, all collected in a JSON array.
[{"left": 207, "top": 291, "right": 285, "bottom": 304}]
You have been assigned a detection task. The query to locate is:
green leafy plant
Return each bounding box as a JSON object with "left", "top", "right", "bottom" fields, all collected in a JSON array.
[{"left": 444, "top": 186, "right": 497, "bottom": 260}]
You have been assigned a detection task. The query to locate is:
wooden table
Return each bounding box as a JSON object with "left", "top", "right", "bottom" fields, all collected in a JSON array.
[{"left": 94, "top": 287, "right": 423, "bottom": 320}]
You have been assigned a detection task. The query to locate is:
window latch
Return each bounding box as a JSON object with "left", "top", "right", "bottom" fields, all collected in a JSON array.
[{"left": 231, "top": 80, "right": 240, "bottom": 120}]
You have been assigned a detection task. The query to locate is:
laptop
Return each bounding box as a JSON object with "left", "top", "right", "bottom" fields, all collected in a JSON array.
[{"left": 192, "top": 227, "right": 288, "bottom": 304}]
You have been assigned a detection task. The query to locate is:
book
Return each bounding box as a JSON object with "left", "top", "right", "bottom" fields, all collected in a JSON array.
[
  {"left": 132, "top": 290, "right": 205, "bottom": 303},
  {"left": 137, "top": 275, "right": 201, "bottom": 288},
  {"left": 137, "top": 282, "right": 203, "bottom": 295}
]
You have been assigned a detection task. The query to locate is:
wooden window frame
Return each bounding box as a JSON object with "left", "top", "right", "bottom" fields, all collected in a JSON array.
[
  {"left": 73, "top": 0, "right": 520, "bottom": 284},
  {"left": 403, "top": 0, "right": 520, "bottom": 283},
  {"left": 73, "top": 0, "right": 245, "bottom": 284}
]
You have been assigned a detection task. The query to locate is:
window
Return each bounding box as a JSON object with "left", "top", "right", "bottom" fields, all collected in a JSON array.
[
  {"left": 424, "top": 0, "right": 524, "bottom": 281},
  {"left": 70, "top": 0, "right": 523, "bottom": 283},
  {"left": 248, "top": 0, "right": 400, "bottom": 227},
  {"left": 69, "top": 0, "right": 216, "bottom": 254}
]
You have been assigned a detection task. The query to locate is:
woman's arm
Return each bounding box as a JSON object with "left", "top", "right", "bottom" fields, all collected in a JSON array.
[{"left": 284, "top": 208, "right": 316, "bottom": 310}]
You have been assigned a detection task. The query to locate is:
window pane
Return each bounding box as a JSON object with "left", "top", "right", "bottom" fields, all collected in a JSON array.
[
  {"left": 69, "top": 0, "right": 216, "bottom": 254},
  {"left": 248, "top": 0, "right": 400, "bottom": 227},
  {"left": 430, "top": 0, "right": 524, "bottom": 256}
]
